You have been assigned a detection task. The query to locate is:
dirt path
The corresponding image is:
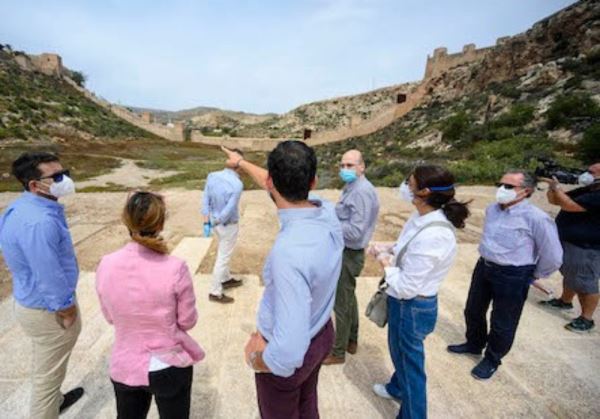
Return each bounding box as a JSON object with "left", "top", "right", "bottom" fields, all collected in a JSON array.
[{"left": 76, "top": 159, "right": 179, "bottom": 189}]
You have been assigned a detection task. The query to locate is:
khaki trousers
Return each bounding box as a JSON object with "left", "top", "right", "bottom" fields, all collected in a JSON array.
[
  {"left": 14, "top": 302, "right": 81, "bottom": 419},
  {"left": 211, "top": 223, "right": 239, "bottom": 296}
]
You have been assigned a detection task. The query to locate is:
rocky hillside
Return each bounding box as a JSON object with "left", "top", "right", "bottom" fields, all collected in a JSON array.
[
  {"left": 233, "top": 82, "right": 418, "bottom": 138},
  {"left": 136, "top": 81, "right": 417, "bottom": 139},
  {"left": 0, "top": 45, "right": 156, "bottom": 143},
  {"left": 315, "top": 0, "right": 600, "bottom": 187}
]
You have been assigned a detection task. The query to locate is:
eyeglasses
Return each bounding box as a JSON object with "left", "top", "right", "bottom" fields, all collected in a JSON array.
[
  {"left": 39, "top": 169, "right": 70, "bottom": 183},
  {"left": 495, "top": 182, "right": 519, "bottom": 190}
]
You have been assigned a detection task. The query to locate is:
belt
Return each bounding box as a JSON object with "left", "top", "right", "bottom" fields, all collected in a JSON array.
[
  {"left": 414, "top": 295, "right": 436, "bottom": 300},
  {"left": 481, "top": 257, "right": 534, "bottom": 270},
  {"left": 220, "top": 221, "right": 238, "bottom": 227},
  {"left": 395, "top": 294, "right": 437, "bottom": 301}
]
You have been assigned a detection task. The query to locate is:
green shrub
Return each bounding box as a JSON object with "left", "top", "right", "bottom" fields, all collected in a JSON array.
[
  {"left": 546, "top": 93, "right": 600, "bottom": 129},
  {"left": 441, "top": 111, "right": 472, "bottom": 144},
  {"left": 580, "top": 123, "right": 600, "bottom": 162},
  {"left": 450, "top": 136, "right": 551, "bottom": 183},
  {"left": 492, "top": 103, "right": 535, "bottom": 128},
  {"left": 70, "top": 71, "right": 86, "bottom": 87},
  {"left": 490, "top": 81, "right": 521, "bottom": 99}
]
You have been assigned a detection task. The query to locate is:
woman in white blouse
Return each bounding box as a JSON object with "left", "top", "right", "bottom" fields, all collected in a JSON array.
[{"left": 370, "top": 165, "right": 470, "bottom": 419}]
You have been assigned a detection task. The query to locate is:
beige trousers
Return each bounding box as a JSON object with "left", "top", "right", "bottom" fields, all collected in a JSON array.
[
  {"left": 14, "top": 302, "right": 82, "bottom": 419},
  {"left": 210, "top": 223, "right": 239, "bottom": 296}
]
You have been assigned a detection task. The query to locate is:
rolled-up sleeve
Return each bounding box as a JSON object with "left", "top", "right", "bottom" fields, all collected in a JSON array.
[
  {"left": 175, "top": 262, "right": 198, "bottom": 331},
  {"left": 532, "top": 216, "right": 563, "bottom": 278},
  {"left": 21, "top": 220, "right": 75, "bottom": 311},
  {"left": 262, "top": 256, "right": 312, "bottom": 378}
]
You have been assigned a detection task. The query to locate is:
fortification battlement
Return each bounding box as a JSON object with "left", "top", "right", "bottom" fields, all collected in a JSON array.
[
  {"left": 12, "top": 52, "right": 65, "bottom": 77},
  {"left": 424, "top": 37, "right": 508, "bottom": 79}
]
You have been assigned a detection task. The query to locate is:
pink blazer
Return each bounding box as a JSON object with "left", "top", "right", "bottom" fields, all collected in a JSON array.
[{"left": 96, "top": 242, "right": 205, "bottom": 386}]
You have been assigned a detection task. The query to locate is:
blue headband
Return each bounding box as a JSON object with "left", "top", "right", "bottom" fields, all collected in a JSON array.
[{"left": 428, "top": 185, "right": 455, "bottom": 191}]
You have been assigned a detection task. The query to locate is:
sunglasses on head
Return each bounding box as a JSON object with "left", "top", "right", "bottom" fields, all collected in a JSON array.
[
  {"left": 495, "top": 182, "right": 519, "bottom": 190},
  {"left": 39, "top": 169, "right": 70, "bottom": 183}
]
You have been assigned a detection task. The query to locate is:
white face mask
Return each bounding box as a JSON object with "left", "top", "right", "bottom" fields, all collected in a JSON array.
[
  {"left": 495, "top": 185, "right": 517, "bottom": 204},
  {"left": 49, "top": 175, "right": 76, "bottom": 198},
  {"left": 578, "top": 172, "right": 595, "bottom": 186},
  {"left": 398, "top": 181, "right": 414, "bottom": 202}
]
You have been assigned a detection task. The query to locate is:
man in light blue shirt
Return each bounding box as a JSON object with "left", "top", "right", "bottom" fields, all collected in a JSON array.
[
  {"left": 222, "top": 141, "right": 343, "bottom": 419},
  {"left": 0, "top": 152, "right": 84, "bottom": 418},
  {"left": 325, "top": 149, "right": 379, "bottom": 365},
  {"left": 448, "top": 170, "right": 563, "bottom": 380},
  {"left": 201, "top": 150, "right": 244, "bottom": 304}
]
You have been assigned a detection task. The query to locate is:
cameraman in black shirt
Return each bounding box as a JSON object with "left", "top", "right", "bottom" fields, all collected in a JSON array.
[{"left": 539, "top": 162, "right": 600, "bottom": 332}]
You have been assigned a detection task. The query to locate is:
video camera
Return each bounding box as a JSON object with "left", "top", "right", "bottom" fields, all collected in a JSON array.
[{"left": 534, "top": 157, "right": 583, "bottom": 185}]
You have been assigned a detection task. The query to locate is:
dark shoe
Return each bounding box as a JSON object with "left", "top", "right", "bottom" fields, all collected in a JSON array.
[
  {"left": 565, "top": 316, "right": 595, "bottom": 333},
  {"left": 59, "top": 387, "right": 84, "bottom": 414},
  {"left": 471, "top": 358, "right": 498, "bottom": 380},
  {"left": 447, "top": 343, "right": 482, "bottom": 355},
  {"left": 347, "top": 341, "right": 358, "bottom": 355},
  {"left": 322, "top": 354, "right": 345, "bottom": 365},
  {"left": 538, "top": 298, "right": 573, "bottom": 310},
  {"left": 222, "top": 278, "right": 243, "bottom": 289},
  {"left": 209, "top": 294, "right": 234, "bottom": 304}
]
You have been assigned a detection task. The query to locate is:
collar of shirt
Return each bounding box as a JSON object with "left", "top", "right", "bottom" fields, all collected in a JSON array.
[
  {"left": 343, "top": 175, "right": 365, "bottom": 193},
  {"left": 497, "top": 199, "right": 529, "bottom": 214},
  {"left": 21, "top": 191, "right": 64, "bottom": 212},
  {"left": 277, "top": 200, "right": 323, "bottom": 227},
  {"left": 411, "top": 208, "right": 448, "bottom": 226},
  {"left": 394, "top": 209, "right": 448, "bottom": 250},
  {"left": 223, "top": 168, "right": 240, "bottom": 179},
  {"left": 123, "top": 241, "right": 159, "bottom": 254}
]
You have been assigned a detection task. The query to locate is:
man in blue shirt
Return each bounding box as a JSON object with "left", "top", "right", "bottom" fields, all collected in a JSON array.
[
  {"left": 0, "top": 152, "right": 84, "bottom": 418},
  {"left": 324, "top": 149, "right": 379, "bottom": 365},
  {"left": 222, "top": 142, "right": 343, "bottom": 419},
  {"left": 201, "top": 149, "right": 245, "bottom": 304},
  {"left": 448, "top": 170, "right": 563, "bottom": 380}
]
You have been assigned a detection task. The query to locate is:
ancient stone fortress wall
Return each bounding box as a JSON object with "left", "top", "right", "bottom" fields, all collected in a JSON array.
[
  {"left": 423, "top": 41, "right": 507, "bottom": 80},
  {"left": 13, "top": 53, "right": 66, "bottom": 77}
]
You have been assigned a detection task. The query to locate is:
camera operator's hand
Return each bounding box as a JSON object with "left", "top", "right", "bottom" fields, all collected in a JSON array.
[{"left": 538, "top": 176, "right": 560, "bottom": 189}]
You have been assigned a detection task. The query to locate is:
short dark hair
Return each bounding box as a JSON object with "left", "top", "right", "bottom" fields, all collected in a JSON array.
[
  {"left": 267, "top": 140, "right": 317, "bottom": 202},
  {"left": 11, "top": 152, "right": 60, "bottom": 191}
]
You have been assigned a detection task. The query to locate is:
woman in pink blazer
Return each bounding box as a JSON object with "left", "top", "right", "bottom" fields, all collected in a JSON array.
[{"left": 96, "top": 191, "right": 204, "bottom": 419}]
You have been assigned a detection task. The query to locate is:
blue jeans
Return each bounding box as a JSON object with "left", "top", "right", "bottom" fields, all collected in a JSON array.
[{"left": 385, "top": 295, "right": 438, "bottom": 419}]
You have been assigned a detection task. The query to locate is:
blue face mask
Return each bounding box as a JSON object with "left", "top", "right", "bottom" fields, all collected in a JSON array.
[{"left": 339, "top": 169, "right": 358, "bottom": 183}]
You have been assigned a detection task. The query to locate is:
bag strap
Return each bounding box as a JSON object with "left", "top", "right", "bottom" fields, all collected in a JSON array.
[
  {"left": 395, "top": 221, "right": 455, "bottom": 268},
  {"left": 378, "top": 220, "right": 454, "bottom": 291}
]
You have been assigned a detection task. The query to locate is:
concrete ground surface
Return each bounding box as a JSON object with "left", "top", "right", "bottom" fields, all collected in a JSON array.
[{"left": 0, "top": 187, "right": 599, "bottom": 418}]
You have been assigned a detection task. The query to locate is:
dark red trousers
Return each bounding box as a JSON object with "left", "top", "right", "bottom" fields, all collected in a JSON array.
[{"left": 255, "top": 320, "right": 334, "bottom": 419}]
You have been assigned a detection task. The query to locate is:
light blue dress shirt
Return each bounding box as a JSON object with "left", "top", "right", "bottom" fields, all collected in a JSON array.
[
  {"left": 479, "top": 201, "right": 563, "bottom": 279},
  {"left": 201, "top": 169, "right": 243, "bottom": 225},
  {"left": 0, "top": 192, "right": 78, "bottom": 311},
  {"left": 335, "top": 175, "right": 380, "bottom": 249},
  {"left": 257, "top": 199, "right": 343, "bottom": 377}
]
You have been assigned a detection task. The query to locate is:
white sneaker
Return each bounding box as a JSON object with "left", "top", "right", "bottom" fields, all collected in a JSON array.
[{"left": 372, "top": 383, "right": 394, "bottom": 400}]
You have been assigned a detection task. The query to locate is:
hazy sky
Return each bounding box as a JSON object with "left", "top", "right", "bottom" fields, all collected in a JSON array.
[{"left": 0, "top": 0, "right": 577, "bottom": 114}]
